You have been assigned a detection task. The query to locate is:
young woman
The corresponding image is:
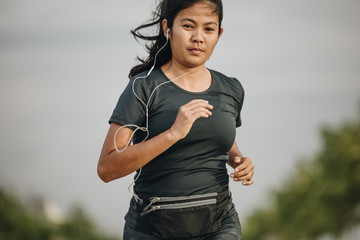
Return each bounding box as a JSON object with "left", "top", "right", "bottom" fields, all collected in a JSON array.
[{"left": 98, "top": 0, "right": 254, "bottom": 239}]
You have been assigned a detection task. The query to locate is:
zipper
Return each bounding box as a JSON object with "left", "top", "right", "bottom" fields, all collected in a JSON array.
[
  {"left": 157, "top": 198, "right": 217, "bottom": 210},
  {"left": 140, "top": 192, "right": 218, "bottom": 216},
  {"left": 142, "top": 197, "right": 160, "bottom": 212},
  {"left": 141, "top": 206, "right": 161, "bottom": 216},
  {"left": 150, "top": 192, "right": 218, "bottom": 203},
  {"left": 140, "top": 198, "right": 217, "bottom": 216}
]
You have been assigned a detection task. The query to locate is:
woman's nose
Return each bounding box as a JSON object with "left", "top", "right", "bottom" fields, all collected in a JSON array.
[{"left": 192, "top": 29, "right": 204, "bottom": 43}]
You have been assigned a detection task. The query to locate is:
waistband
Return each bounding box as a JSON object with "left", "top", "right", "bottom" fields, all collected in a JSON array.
[{"left": 135, "top": 188, "right": 231, "bottom": 216}]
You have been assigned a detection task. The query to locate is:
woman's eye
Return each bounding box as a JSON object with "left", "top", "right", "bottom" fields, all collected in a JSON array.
[{"left": 205, "top": 27, "right": 215, "bottom": 32}]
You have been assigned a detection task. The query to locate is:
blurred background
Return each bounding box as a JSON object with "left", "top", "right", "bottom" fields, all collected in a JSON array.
[{"left": 0, "top": 0, "right": 359, "bottom": 239}]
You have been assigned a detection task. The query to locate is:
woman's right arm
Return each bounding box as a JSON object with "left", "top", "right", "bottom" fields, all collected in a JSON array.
[
  {"left": 97, "top": 122, "right": 179, "bottom": 182},
  {"left": 97, "top": 99, "right": 213, "bottom": 183}
]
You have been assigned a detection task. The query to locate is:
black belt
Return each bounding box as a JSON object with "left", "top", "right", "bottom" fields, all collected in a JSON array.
[
  {"left": 133, "top": 188, "right": 231, "bottom": 238},
  {"left": 135, "top": 188, "right": 230, "bottom": 209}
]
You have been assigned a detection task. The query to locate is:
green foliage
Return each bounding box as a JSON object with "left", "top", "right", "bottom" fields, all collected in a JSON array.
[
  {"left": 243, "top": 109, "right": 360, "bottom": 240},
  {"left": 0, "top": 188, "right": 121, "bottom": 240},
  {"left": 0, "top": 189, "right": 51, "bottom": 240}
]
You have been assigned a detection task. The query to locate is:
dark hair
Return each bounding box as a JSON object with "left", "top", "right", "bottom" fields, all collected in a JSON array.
[{"left": 129, "top": 0, "right": 223, "bottom": 78}]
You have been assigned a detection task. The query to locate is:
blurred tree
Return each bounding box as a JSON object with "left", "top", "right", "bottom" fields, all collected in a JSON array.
[
  {"left": 0, "top": 188, "right": 121, "bottom": 240},
  {"left": 58, "top": 204, "right": 98, "bottom": 240},
  {"left": 0, "top": 188, "right": 50, "bottom": 239},
  {"left": 57, "top": 203, "right": 120, "bottom": 240},
  {"left": 243, "top": 107, "right": 360, "bottom": 240}
]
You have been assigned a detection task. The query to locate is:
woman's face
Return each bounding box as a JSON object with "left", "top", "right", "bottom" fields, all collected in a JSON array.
[{"left": 164, "top": 2, "right": 223, "bottom": 68}]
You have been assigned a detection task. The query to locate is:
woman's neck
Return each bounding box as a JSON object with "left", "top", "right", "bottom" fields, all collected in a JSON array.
[{"left": 161, "top": 61, "right": 211, "bottom": 93}]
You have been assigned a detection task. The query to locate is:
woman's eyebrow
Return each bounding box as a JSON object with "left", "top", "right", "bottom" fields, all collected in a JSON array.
[{"left": 180, "top": 18, "right": 218, "bottom": 26}]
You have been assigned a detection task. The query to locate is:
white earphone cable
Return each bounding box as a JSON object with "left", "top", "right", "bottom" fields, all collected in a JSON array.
[{"left": 114, "top": 30, "right": 201, "bottom": 203}]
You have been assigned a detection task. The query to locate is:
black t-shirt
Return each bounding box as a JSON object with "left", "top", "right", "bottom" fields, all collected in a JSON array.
[{"left": 109, "top": 68, "right": 244, "bottom": 197}]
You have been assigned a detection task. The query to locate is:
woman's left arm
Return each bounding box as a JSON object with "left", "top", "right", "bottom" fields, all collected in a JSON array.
[{"left": 227, "top": 142, "right": 254, "bottom": 186}]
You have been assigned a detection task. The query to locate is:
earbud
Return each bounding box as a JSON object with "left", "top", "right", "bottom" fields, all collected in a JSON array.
[{"left": 166, "top": 29, "right": 170, "bottom": 39}]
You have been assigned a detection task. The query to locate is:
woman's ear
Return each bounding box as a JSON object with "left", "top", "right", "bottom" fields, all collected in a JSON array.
[
  {"left": 162, "top": 19, "right": 170, "bottom": 38},
  {"left": 218, "top": 27, "right": 224, "bottom": 40}
]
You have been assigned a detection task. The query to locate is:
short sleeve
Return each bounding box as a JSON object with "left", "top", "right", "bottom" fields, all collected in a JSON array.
[
  {"left": 233, "top": 78, "right": 245, "bottom": 127},
  {"left": 109, "top": 78, "right": 147, "bottom": 128}
]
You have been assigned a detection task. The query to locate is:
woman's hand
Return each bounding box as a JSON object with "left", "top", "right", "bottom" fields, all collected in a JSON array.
[
  {"left": 169, "top": 99, "right": 213, "bottom": 140},
  {"left": 230, "top": 156, "right": 254, "bottom": 186}
]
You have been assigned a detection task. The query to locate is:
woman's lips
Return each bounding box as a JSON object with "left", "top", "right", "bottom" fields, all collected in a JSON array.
[{"left": 189, "top": 48, "right": 204, "bottom": 55}]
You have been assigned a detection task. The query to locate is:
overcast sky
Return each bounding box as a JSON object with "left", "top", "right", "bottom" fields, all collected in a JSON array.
[{"left": 0, "top": 0, "right": 359, "bottom": 236}]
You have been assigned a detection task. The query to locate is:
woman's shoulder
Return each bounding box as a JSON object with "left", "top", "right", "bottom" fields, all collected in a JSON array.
[
  {"left": 127, "top": 68, "right": 167, "bottom": 93},
  {"left": 209, "top": 69, "right": 244, "bottom": 96},
  {"left": 129, "top": 68, "right": 166, "bottom": 84}
]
